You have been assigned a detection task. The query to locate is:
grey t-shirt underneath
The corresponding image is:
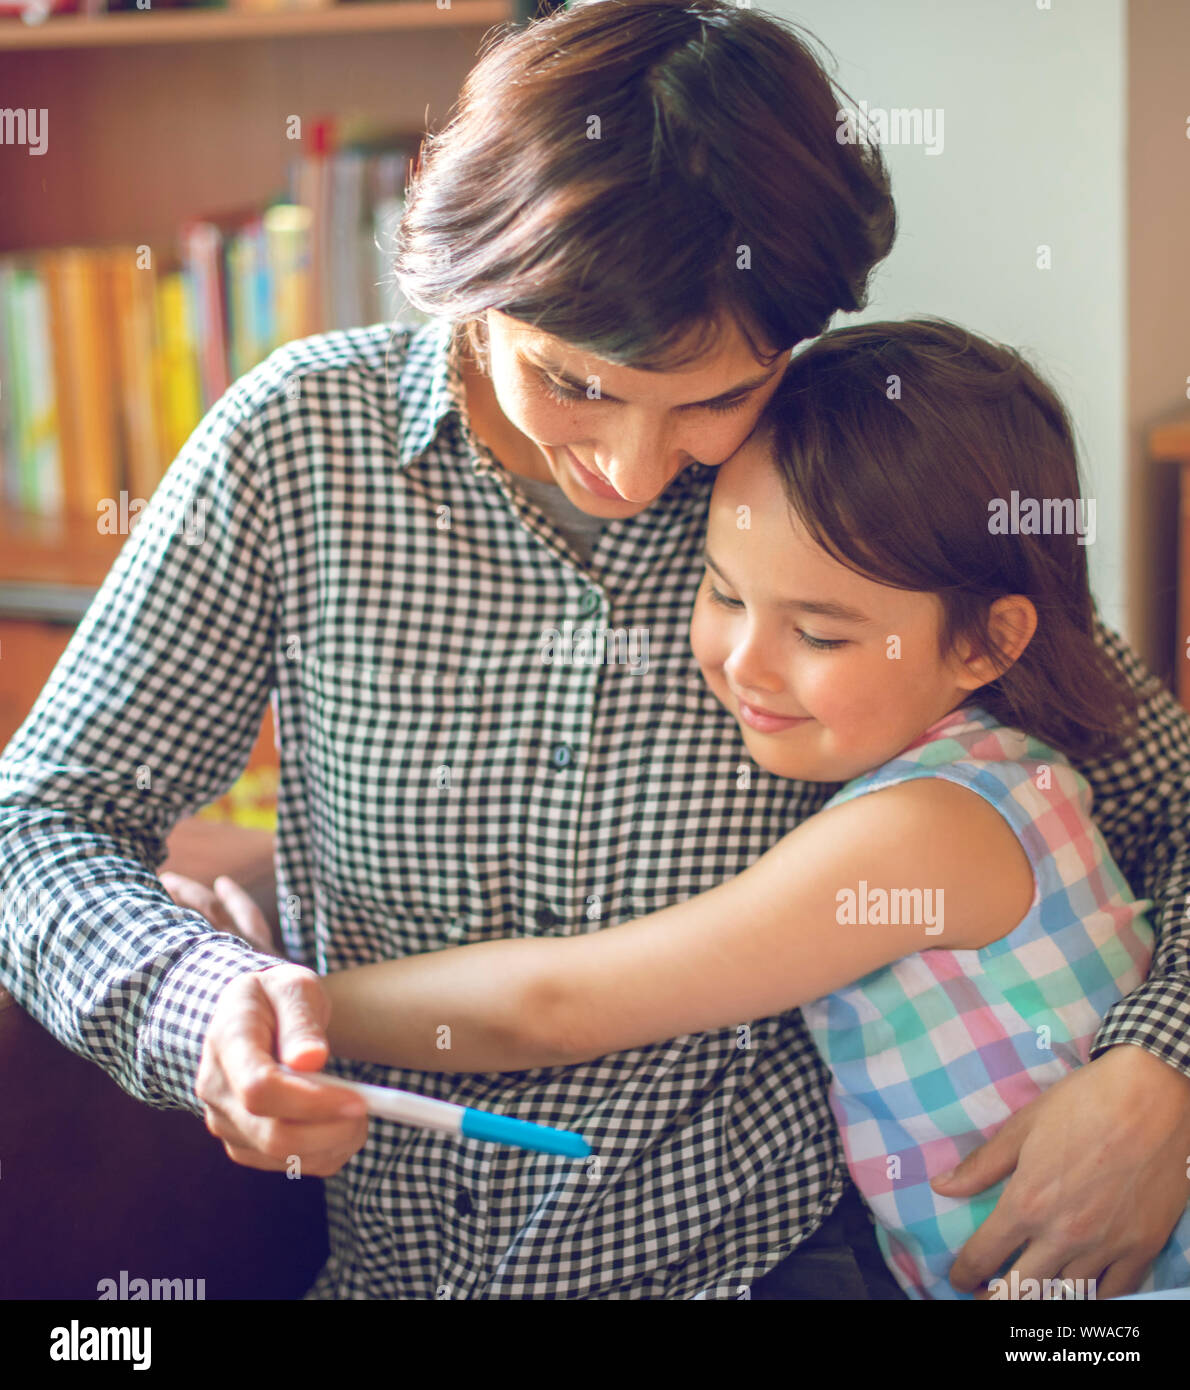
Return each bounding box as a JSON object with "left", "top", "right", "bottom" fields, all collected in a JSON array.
[{"left": 512, "top": 471, "right": 607, "bottom": 566}]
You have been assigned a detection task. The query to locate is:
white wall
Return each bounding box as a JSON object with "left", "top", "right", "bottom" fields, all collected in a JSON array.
[{"left": 768, "top": 0, "right": 1128, "bottom": 633}]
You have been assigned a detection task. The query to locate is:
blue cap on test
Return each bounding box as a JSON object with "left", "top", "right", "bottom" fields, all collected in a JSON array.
[{"left": 460, "top": 1108, "right": 592, "bottom": 1157}]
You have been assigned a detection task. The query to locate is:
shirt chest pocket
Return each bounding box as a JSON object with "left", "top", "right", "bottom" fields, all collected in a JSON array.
[{"left": 295, "top": 657, "right": 480, "bottom": 938}]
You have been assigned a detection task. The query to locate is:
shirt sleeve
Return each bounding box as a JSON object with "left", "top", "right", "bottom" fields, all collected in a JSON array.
[
  {"left": 1084, "top": 617, "right": 1190, "bottom": 1074},
  {"left": 0, "top": 366, "right": 289, "bottom": 1116}
]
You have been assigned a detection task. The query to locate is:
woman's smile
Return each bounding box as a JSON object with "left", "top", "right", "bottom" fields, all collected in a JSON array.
[{"left": 561, "top": 446, "right": 628, "bottom": 501}]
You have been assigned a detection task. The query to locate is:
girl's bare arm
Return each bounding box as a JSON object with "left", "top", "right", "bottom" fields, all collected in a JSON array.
[{"left": 323, "top": 777, "right": 1034, "bottom": 1071}]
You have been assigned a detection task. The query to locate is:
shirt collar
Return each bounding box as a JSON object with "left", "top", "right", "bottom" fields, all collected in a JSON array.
[{"left": 394, "top": 316, "right": 462, "bottom": 469}]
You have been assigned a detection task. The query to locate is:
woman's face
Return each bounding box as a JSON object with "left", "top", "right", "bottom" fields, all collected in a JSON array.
[{"left": 475, "top": 308, "right": 790, "bottom": 517}]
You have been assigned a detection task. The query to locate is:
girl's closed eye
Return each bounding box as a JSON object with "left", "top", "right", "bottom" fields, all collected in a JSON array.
[
  {"left": 706, "top": 582, "right": 847, "bottom": 650},
  {"left": 706, "top": 582, "right": 744, "bottom": 610},
  {"left": 797, "top": 631, "right": 847, "bottom": 652}
]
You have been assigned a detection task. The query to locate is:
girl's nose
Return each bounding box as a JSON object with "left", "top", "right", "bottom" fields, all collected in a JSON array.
[{"left": 724, "top": 639, "right": 782, "bottom": 697}]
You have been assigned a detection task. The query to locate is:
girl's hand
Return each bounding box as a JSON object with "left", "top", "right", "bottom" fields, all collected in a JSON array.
[
  {"left": 160, "top": 870, "right": 285, "bottom": 959},
  {"left": 935, "top": 1044, "right": 1190, "bottom": 1298}
]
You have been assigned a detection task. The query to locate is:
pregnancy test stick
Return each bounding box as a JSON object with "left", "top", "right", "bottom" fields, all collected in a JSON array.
[{"left": 282, "top": 1065, "right": 592, "bottom": 1158}]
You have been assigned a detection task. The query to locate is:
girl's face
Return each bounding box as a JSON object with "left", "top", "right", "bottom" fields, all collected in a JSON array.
[
  {"left": 473, "top": 309, "right": 790, "bottom": 516},
  {"left": 689, "top": 434, "right": 988, "bottom": 784}
]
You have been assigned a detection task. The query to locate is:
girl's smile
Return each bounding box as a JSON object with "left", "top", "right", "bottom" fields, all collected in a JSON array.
[{"left": 733, "top": 699, "right": 813, "bottom": 734}]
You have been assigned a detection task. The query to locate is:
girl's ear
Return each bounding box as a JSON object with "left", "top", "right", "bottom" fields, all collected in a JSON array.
[{"left": 952, "top": 595, "right": 1039, "bottom": 692}]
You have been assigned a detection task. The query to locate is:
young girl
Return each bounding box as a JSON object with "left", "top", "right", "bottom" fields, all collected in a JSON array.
[{"left": 331, "top": 315, "right": 1190, "bottom": 1298}]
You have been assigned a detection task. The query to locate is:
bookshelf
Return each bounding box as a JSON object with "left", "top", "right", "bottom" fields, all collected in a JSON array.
[
  {"left": 0, "top": 0, "right": 534, "bottom": 570},
  {"left": 0, "top": 2, "right": 511, "bottom": 49},
  {"left": 0, "top": 0, "right": 553, "bottom": 819}
]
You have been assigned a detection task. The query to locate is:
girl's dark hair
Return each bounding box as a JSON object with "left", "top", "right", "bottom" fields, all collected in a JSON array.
[
  {"left": 758, "top": 318, "right": 1138, "bottom": 762},
  {"left": 395, "top": 0, "right": 896, "bottom": 370}
]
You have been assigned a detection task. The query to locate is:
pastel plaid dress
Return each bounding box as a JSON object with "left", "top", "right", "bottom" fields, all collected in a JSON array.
[{"left": 800, "top": 704, "right": 1190, "bottom": 1300}]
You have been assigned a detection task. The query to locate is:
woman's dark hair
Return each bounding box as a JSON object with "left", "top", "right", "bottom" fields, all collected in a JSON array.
[
  {"left": 395, "top": 0, "right": 896, "bottom": 370},
  {"left": 757, "top": 318, "right": 1138, "bottom": 761}
]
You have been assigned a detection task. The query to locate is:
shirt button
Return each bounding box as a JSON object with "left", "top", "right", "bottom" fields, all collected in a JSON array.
[
  {"left": 578, "top": 587, "right": 601, "bottom": 616},
  {"left": 455, "top": 1189, "right": 474, "bottom": 1217},
  {"left": 536, "top": 905, "right": 562, "bottom": 929},
  {"left": 551, "top": 743, "right": 573, "bottom": 770}
]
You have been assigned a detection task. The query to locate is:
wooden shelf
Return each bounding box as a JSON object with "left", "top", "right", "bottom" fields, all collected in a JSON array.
[
  {"left": 0, "top": 0, "right": 510, "bottom": 49},
  {"left": 1150, "top": 417, "right": 1190, "bottom": 460},
  {"left": 0, "top": 509, "right": 126, "bottom": 600}
]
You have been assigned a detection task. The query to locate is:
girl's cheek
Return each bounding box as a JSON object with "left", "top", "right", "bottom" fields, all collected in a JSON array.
[
  {"left": 689, "top": 594, "right": 725, "bottom": 673},
  {"left": 774, "top": 649, "right": 826, "bottom": 708},
  {"left": 510, "top": 400, "right": 562, "bottom": 440}
]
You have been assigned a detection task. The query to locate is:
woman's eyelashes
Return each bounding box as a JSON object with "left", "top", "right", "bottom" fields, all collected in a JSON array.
[
  {"left": 706, "top": 583, "right": 847, "bottom": 650},
  {"left": 538, "top": 373, "right": 588, "bottom": 404},
  {"left": 537, "top": 370, "right": 750, "bottom": 415}
]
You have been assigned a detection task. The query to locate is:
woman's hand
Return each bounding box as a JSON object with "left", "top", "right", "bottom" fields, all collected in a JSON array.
[
  {"left": 161, "top": 871, "right": 368, "bottom": 1174},
  {"left": 160, "top": 870, "right": 284, "bottom": 958},
  {"left": 936, "top": 1044, "right": 1190, "bottom": 1298},
  {"left": 196, "top": 963, "right": 369, "bottom": 1176}
]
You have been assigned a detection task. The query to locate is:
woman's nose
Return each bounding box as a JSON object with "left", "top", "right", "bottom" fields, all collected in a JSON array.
[
  {"left": 599, "top": 423, "right": 686, "bottom": 502},
  {"left": 604, "top": 461, "right": 687, "bottom": 503}
]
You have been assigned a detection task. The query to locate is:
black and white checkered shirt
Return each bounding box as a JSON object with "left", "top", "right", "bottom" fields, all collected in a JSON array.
[{"left": 3, "top": 318, "right": 1189, "bottom": 1299}]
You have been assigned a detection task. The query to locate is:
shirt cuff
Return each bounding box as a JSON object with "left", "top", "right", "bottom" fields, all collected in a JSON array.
[
  {"left": 1091, "top": 977, "right": 1190, "bottom": 1079},
  {"left": 139, "top": 933, "right": 285, "bottom": 1115}
]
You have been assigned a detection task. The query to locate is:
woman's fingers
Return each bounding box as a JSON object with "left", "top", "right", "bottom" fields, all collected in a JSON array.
[
  {"left": 196, "top": 967, "right": 368, "bottom": 1178},
  {"left": 266, "top": 965, "right": 333, "bottom": 1068},
  {"left": 1096, "top": 1253, "right": 1157, "bottom": 1301},
  {"left": 947, "top": 1195, "right": 1030, "bottom": 1294}
]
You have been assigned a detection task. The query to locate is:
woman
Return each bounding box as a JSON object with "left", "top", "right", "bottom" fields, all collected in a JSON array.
[{"left": 4, "top": 0, "right": 1189, "bottom": 1300}]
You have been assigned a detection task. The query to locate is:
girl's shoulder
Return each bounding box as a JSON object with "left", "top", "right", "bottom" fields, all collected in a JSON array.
[
  {"left": 827, "top": 703, "right": 1087, "bottom": 819},
  {"left": 822, "top": 704, "right": 1095, "bottom": 916},
  {"left": 810, "top": 708, "right": 1121, "bottom": 956},
  {"left": 895, "top": 702, "right": 1068, "bottom": 772}
]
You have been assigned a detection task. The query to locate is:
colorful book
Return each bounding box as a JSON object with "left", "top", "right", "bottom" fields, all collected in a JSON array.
[
  {"left": 226, "top": 214, "right": 274, "bottom": 381},
  {"left": 181, "top": 218, "right": 232, "bottom": 411},
  {"left": 106, "top": 247, "right": 166, "bottom": 504},
  {"left": 6, "top": 263, "right": 63, "bottom": 517},
  {"left": 153, "top": 270, "right": 204, "bottom": 464},
  {"left": 263, "top": 203, "right": 315, "bottom": 347},
  {"left": 53, "top": 248, "right": 120, "bottom": 516}
]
